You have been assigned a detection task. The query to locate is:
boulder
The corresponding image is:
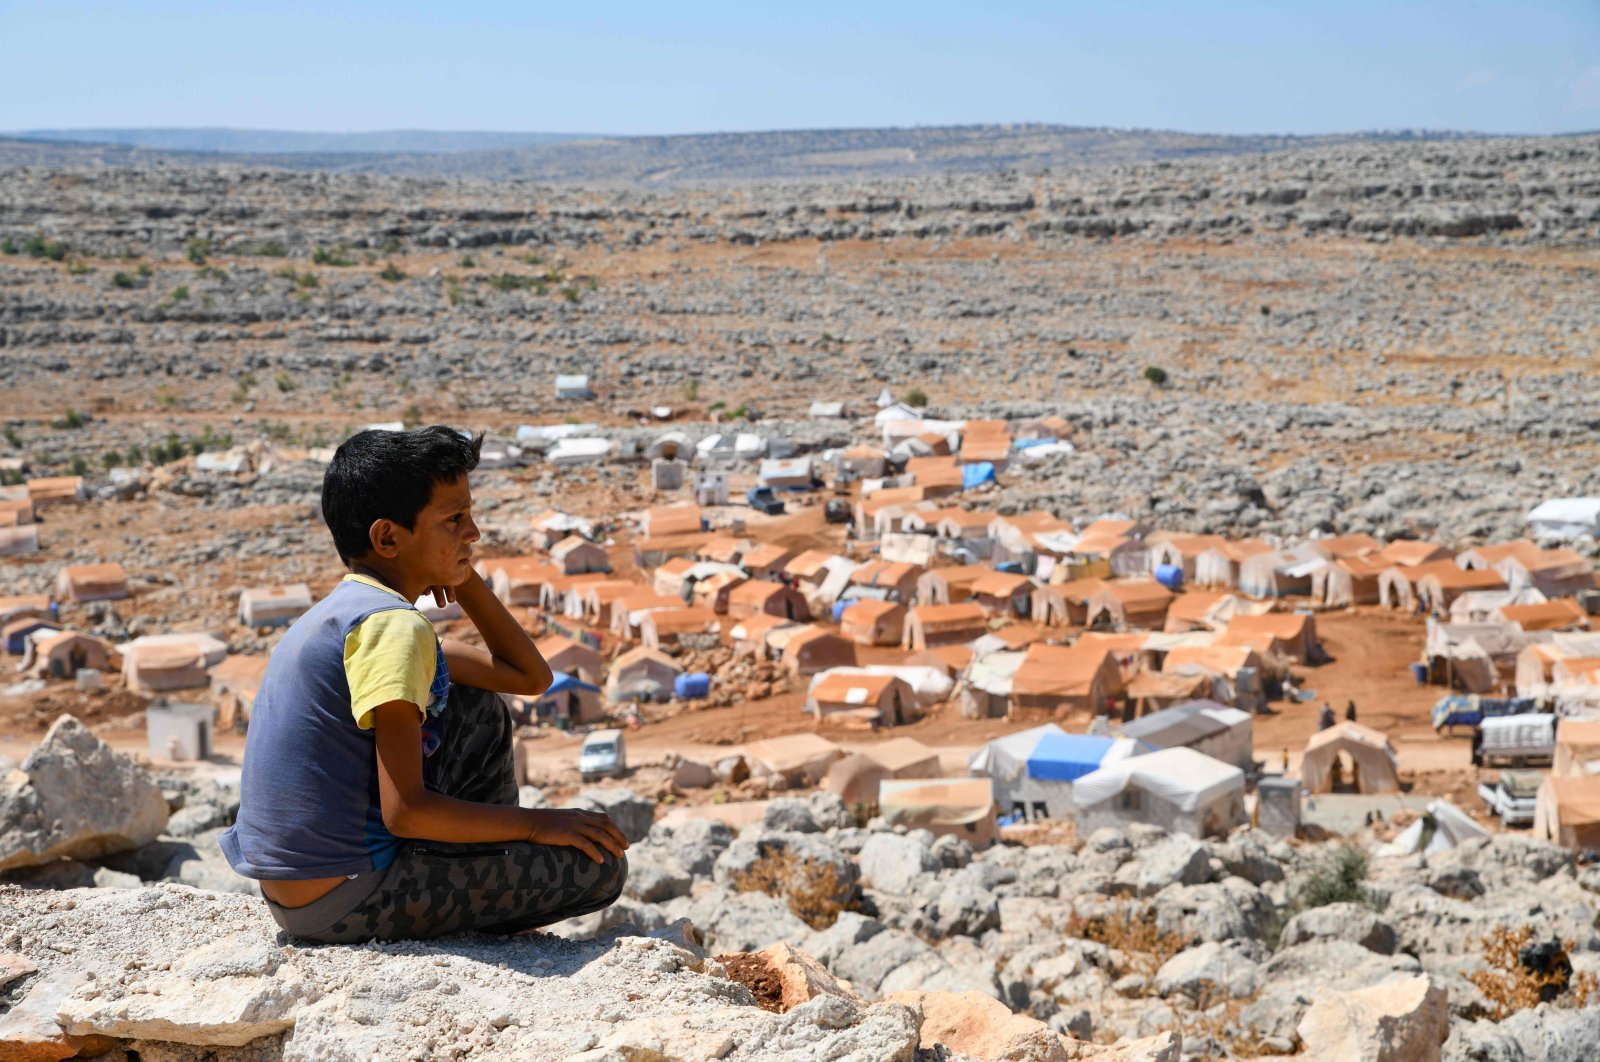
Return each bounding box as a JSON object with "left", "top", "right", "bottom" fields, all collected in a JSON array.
[
  {"left": 0, "top": 884, "right": 924, "bottom": 1060},
  {"left": 572, "top": 787, "right": 655, "bottom": 844},
  {"left": 754, "top": 942, "right": 866, "bottom": 1010},
  {"left": 1280, "top": 902, "right": 1398, "bottom": 955},
  {"left": 1297, "top": 974, "right": 1449, "bottom": 1062},
  {"left": 1442, "top": 1000, "right": 1600, "bottom": 1062},
  {"left": 924, "top": 867, "right": 1002, "bottom": 939},
  {"left": 0, "top": 716, "right": 169, "bottom": 872},
  {"left": 1213, "top": 830, "right": 1287, "bottom": 885},
  {"left": 1153, "top": 940, "right": 1267, "bottom": 1000},
  {"left": 889, "top": 988, "right": 1075, "bottom": 1061},
  {"left": 857, "top": 832, "right": 938, "bottom": 895},
  {"left": 764, "top": 797, "right": 820, "bottom": 834}
]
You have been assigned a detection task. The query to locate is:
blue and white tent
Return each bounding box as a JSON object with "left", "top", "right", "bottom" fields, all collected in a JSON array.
[
  {"left": 534, "top": 670, "right": 604, "bottom": 724},
  {"left": 968, "top": 723, "right": 1145, "bottom": 820}
]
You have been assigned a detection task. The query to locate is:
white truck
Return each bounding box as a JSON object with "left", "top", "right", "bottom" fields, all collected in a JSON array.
[
  {"left": 578, "top": 728, "right": 627, "bottom": 781},
  {"left": 1478, "top": 769, "right": 1542, "bottom": 827},
  {"left": 1472, "top": 713, "right": 1555, "bottom": 768}
]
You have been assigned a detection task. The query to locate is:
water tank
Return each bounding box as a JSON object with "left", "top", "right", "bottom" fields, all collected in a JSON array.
[
  {"left": 1154, "top": 564, "right": 1185, "bottom": 591},
  {"left": 674, "top": 672, "right": 711, "bottom": 699}
]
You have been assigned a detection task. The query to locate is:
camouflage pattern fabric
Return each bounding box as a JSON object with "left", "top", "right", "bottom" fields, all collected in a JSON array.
[{"left": 274, "top": 683, "right": 627, "bottom": 944}]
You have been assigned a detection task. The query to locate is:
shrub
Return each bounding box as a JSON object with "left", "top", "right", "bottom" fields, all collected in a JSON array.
[
  {"left": 560, "top": 285, "right": 581, "bottom": 303},
  {"left": 1469, "top": 926, "right": 1598, "bottom": 1020},
  {"left": 381, "top": 237, "right": 403, "bottom": 254},
  {"left": 66, "top": 259, "right": 92, "bottom": 276},
  {"left": 459, "top": 254, "right": 477, "bottom": 268},
  {"left": 905, "top": 387, "right": 928, "bottom": 407},
  {"left": 137, "top": 262, "right": 153, "bottom": 277},
  {"left": 171, "top": 284, "right": 189, "bottom": 301},
  {"left": 402, "top": 402, "right": 423, "bottom": 428},
  {"left": 378, "top": 262, "right": 406, "bottom": 282},
  {"left": 1073, "top": 904, "right": 1189, "bottom": 991},
  {"left": 732, "top": 849, "right": 859, "bottom": 930},
  {"left": 69, "top": 455, "right": 88, "bottom": 476},
  {"left": 298, "top": 271, "right": 318, "bottom": 289},
  {"left": 2, "top": 426, "right": 21, "bottom": 448},
  {"left": 51, "top": 409, "right": 87, "bottom": 430},
  {"left": 1143, "top": 366, "right": 1169, "bottom": 387},
  {"left": 112, "top": 272, "right": 137, "bottom": 289},
  {"left": 254, "top": 240, "right": 288, "bottom": 257},
  {"left": 0, "top": 236, "right": 15, "bottom": 254},
  {"left": 312, "top": 244, "right": 354, "bottom": 266},
  {"left": 273, "top": 264, "right": 298, "bottom": 281},
  {"left": 24, "top": 234, "right": 69, "bottom": 260},
  {"left": 102, "top": 450, "right": 122, "bottom": 469},
  {"left": 444, "top": 278, "right": 462, "bottom": 306},
  {"left": 1295, "top": 843, "right": 1370, "bottom": 909},
  {"left": 125, "top": 443, "right": 143, "bottom": 465},
  {"left": 683, "top": 378, "right": 701, "bottom": 401},
  {"left": 275, "top": 372, "right": 296, "bottom": 394},
  {"left": 185, "top": 237, "right": 211, "bottom": 265},
  {"left": 488, "top": 273, "right": 544, "bottom": 293}
]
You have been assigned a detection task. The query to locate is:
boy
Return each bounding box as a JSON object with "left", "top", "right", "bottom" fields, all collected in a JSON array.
[{"left": 222, "top": 426, "right": 628, "bottom": 943}]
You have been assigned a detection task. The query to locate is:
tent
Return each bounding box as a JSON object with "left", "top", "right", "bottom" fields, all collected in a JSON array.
[
  {"left": 533, "top": 671, "right": 603, "bottom": 724},
  {"left": 967, "top": 723, "right": 1141, "bottom": 820},
  {"left": 1117, "top": 700, "right": 1253, "bottom": 770},
  {"left": 605, "top": 646, "right": 682, "bottom": 702},
  {"left": 1528, "top": 498, "right": 1600, "bottom": 542},
  {"left": 810, "top": 672, "right": 915, "bottom": 727},
  {"left": 744, "top": 733, "right": 844, "bottom": 786},
  {"left": 1072, "top": 746, "right": 1246, "bottom": 838},
  {"left": 778, "top": 626, "right": 858, "bottom": 675},
  {"left": 1009, "top": 643, "right": 1125, "bottom": 719},
  {"left": 1301, "top": 722, "right": 1400, "bottom": 794},
  {"left": 1534, "top": 775, "right": 1600, "bottom": 851},
  {"left": 904, "top": 603, "right": 988, "bottom": 650},
  {"left": 840, "top": 600, "right": 907, "bottom": 646},
  {"left": 1375, "top": 799, "right": 1490, "bottom": 857},
  {"left": 880, "top": 777, "right": 998, "bottom": 848},
  {"left": 822, "top": 737, "right": 942, "bottom": 805},
  {"left": 1554, "top": 719, "right": 1600, "bottom": 778},
  {"left": 961, "top": 463, "right": 997, "bottom": 490},
  {"left": 121, "top": 633, "right": 228, "bottom": 694}
]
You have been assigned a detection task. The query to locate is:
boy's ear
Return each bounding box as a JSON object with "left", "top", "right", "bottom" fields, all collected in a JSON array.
[{"left": 368, "top": 518, "right": 402, "bottom": 559}]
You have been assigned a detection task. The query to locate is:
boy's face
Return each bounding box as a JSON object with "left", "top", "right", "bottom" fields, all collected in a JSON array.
[{"left": 375, "top": 474, "right": 480, "bottom": 588}]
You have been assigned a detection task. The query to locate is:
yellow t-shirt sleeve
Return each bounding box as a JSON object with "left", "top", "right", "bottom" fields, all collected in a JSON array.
[{"left": 344, "top": 609, "right": 437, "bottom": 730}]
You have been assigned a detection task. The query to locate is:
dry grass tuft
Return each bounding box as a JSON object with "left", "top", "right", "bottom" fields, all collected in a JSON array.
[
  {"left": 732, "top": 848, "right": 859, "bottom": 931},
  {"left": 1070, "top": 904, "right": 1189, "bottom": 989},
  {"left": 1468, "top": 925, "right": 1598, "bottom": 1021}
]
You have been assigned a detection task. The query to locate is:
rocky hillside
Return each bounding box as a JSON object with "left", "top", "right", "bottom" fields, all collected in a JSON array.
[
  {"left": 1, "top": 133, "right": 1598, "bottom": 546},
  {"left": 2, "top": 720, "right": 1597, "bottom": 1060}
]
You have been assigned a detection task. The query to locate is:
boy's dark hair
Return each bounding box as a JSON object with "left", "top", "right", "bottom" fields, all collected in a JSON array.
[{"left": 322, "top": 426, "right": 482, "bottom": 562}]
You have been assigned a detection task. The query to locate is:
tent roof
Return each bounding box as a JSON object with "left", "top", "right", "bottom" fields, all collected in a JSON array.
[
  {"left": 742, "top": 543, "right": 795, "bottom": 568},
  {"left": 879, "top": 777, "right": 995, "bottom": 827},
  {"left": 812, "top": 672, "right": 903, "bottom": 706},
  {"left": 1120, "top": 700, "right": 1250, "bottom": 746},
  {"left": 1500, "top": 600, "right": 1587, "bottom": 631},
  {"left": 613, "top": 645, "right": 682, "bottom": 671},
  {"left": 863, "top": 736, "right": 940, "bottom": 772},
  {"left": 1013, "top": 644, "right": 1119, "bottom": 698},
  {"left": 967, "top": 723, "right": 1068, "bottom": 781},
  {"left": 909, "top": 603, "right": 988, "bottom": 630},
  {"left": 1541, "top": 775, "right": 1600, "bottom": 826},
  {"left": 1072, "top": 746, "right": 1244, "bottom": 812},
  {"left": 1025, "top": 732, "right": 1120, "bottom": 782},
  {"left": 744, "top": 733, "right": 843, "bottom": 774}
]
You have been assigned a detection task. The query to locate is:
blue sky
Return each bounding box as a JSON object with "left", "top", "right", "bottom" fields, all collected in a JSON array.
[{"left": 3, "top": 1, "right": 1597, "bottom": 136}]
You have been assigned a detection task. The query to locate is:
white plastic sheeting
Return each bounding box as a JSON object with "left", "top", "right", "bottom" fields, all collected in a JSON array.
[
  {"left": 546, "top": 438, "right": 613, "bottom": 465},
  {"left": 1072, "top": 746, "right": 1243, "bottom": 813},
  {"left": 1375, "top": 798, "right": 1490, "bottom": 857},
  {"left": 1528, "top": 498, "right": 1600, "bottom": 541},
  {"left": 967, "top": 723, "right": 1068, "bottom": 782},
  {"left": 1479, "top": 713, "right": 1556, "bottom": 759}
]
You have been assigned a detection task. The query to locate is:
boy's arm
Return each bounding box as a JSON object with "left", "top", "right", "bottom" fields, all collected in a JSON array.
[
  {"left": 372, "top": 700, "right": 627, "bottom": 861},
  {"left": 435, "top": 569, "right": 553, "bottom": 696}
]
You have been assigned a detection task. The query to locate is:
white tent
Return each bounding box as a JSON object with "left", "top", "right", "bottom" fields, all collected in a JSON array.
[
  {"left": 517, "top": 423, "right": 597, "bottom": 445},
  {"left": 1375, "top": 798, "right": 1490, "bottom": 857},
  {"left": 1529, "top": 498, "right": 1600, "bottom": 541},
  {"left": 1117, "top": 700, "right": 1253, "bottom": 771},
  {"left": 1072, "top": 746, "right": 1246, "bottom": 838},
  {"left": 968, "top": 723, "right": 1144, "bottom": 820},
  {"left": 1478, "top": 713, "right": 1556, "bottom": 764},
  {"left": 547, "top": 438, "right": 613, "bottom": 465}
]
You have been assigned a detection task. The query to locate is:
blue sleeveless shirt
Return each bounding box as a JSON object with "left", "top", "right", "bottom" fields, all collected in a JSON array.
[{"left": 221, "top": 578, "right": 449, "bottom": 879}]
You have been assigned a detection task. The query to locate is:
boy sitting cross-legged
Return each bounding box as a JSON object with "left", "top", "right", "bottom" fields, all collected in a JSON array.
[{"left": 222, "top": 426, "right": 628, "bottom": 943}]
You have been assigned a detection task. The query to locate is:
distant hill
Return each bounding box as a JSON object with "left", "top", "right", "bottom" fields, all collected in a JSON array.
[
  {"left": 0, "top": 123, "right": 1491, "bottom": 185},
  {"left": 11, "top": 128, "right": 597, "bottom": 154}
]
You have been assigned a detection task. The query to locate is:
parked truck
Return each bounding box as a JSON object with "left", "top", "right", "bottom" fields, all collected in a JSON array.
[
  {"left": 747, "top": 486, "right": 786, "bottom": 516},
  {"left": 1478, "top": 769, "right": 1542, "bottom": 827}
]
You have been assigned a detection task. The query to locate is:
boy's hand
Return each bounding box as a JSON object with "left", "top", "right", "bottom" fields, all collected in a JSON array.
[
  {"left": 427, "top": 584, "right": 456, "bottom": 609},
  {"left": 526, "top": 808, "right": 630, "bottom": 863}
]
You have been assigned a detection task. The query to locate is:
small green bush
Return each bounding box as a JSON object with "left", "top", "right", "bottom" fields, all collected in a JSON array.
[
  {"left": 1143, "top": 366, "right": 1169, "bottom": 387},
  {"left": 171, "top": 284, "right": 189, "bottom": 301},
  {"left": 905, "top": 388, "right": 929, "bottom": 407},
  {"left": 137, "top": 262, "right": 153, "bottom": 277},
  {"left": 312, "top": 244, "right": 354, "bottom": 266},
  {"left": 112, "top": 272, "right": 137, "bottom": 289},
  {"left": 381, "top": 237, "right": 403, "bottom": 254},
  {"left": 2, "top": 426, "right": 21, "bottom": 448},
  {"left": 0, "top": 236, "right": 16, "bottom": 254},
  {"left": 186, "top": 237, "right": 211, "bottom": 265},
  {"left": 378, "top": 262, "right": 406, "bottom": 282},
  {"left": 52, "top": 409, "right": 87, "bottom": 430},
  {"left": 102, "top": 450, "right": 122, "bottom": 469},
  {"left": 254, "top": 240, "right": 288, "bottom": 257},
  {"left": 275, "top": 372, "right": 296, "bottom": 393},
  {"left": 24, "top": 234, "right": 69, "bottom": 261},
  {"left": 1296, "top": 844, "right": 1371, "bottom": 909},
  {"left": 683, "top": 379, "right": 701, "bottom": 401},
  {"left": 66, "top": 259, "right": 92, "bottom": 276},
  {"left": 69, "top": 455, "right": 88, "bottom": 476}
]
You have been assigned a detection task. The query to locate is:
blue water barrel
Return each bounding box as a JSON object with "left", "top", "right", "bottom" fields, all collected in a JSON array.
[
  {"left": 674, "top": 672, "right": 711, "bottom": 699},
  {"left": 831, "top": 599, "right": 855, "bottom": 622},
  {"left": 1154, "top": 564, "right": 1185, "bottom": 591},
  {"left": 1409, "top": 662, "right": 1428, "bottom": 685}
]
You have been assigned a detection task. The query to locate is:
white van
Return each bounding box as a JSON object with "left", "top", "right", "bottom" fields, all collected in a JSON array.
[{"left": 579, "top": 728, "right": 627, "bottom": 781}]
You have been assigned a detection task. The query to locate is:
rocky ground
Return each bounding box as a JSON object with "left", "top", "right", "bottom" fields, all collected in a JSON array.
[
  {"left": 0, "top": 133, "right": 1598, "bottom": 547},
  {"left": 2, "top": 720, "right": 1598, "bottom": 1061}
]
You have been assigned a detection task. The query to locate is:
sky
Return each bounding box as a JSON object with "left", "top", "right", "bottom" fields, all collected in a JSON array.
[{"left": 2, "top": 1, "right": 1597, "bottom": 137}]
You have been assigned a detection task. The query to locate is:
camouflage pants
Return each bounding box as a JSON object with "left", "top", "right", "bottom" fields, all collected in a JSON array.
[{"left": 267, "top": 684, "right": 628, "bottom": 944}]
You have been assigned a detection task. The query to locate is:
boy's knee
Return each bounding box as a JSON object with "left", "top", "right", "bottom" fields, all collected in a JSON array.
[{"left": 598, "top": 851, "right": 628, "bottom": 904}]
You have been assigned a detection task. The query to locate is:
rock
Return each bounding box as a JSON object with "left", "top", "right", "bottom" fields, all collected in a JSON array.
[
  {"left": 804, "top": 791, "right": 855, "bottom": 831},
  {"left": 668, "top": 817, "right": 735, "bottom": 877},
  {"left": 1214, "top": 830, "right": 1287, "bottom": 885},
  {"left": 1263, "top": 940, "right": 1423, "bottom": 995},
  {"left": 1125, "top": 835, "right": 1212, "bottom": 897},
  {"left": 1280, "top": 902, "right": 1399, "bottom": 954},
  {"left": 1153, "top": 940, "right": 1267, "bottom": 1000},
  {"left": 0, "top": 884, "right": 926, "bottom": 1060},
  {"left": 857, "top": 833, "right": 938, "bottom": 895},
  {"left": 764, "top": 797, "right": 820, "bottom": 834},
  {"left": 685, "top": 888, "right": 815, "bottom": 954},
  {"left": 0, "top": 717, "right": 169, "bottom": 872},
  {"left": 754, "top": 942, "right": 867, "bottom": 1010},
  {"left": 623, "top": 858, "right": 693, "bottom": 903},
  {"left": 164, "top": 801, "right": 232, "bottom": 838},
  {"left": 91, "top": 867, "right": 144, "bottom": 890},
  {"left": 930, "top": 834, "right": 974, "bottom": 870},
  {"left": 889, "top": 988, "right": 1075, "bottom": 1061},
  {"left": 1297, "top": 974, "right": 1449, "bottom": 1062},
  {"left": 1442, "top": 1000, "right": 1600, "bottom": 1062},
  {"left": 924, "top": 867, "right": 1002, "bottom": 939},
  {"left": 1426, "top": 866, "right": 1486, "bottom": 901},
  {"left": 0, "top": 952, "right": 38, "bottom": 990},
  {"left": 671, "top": 759, "right": 715, "bottom": 789},
  {"left": 572, "top": 787, "right": 655, "bottom": 843},
  {"left": 517, "top": 785, "right": 549, "bottom": 808}
]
